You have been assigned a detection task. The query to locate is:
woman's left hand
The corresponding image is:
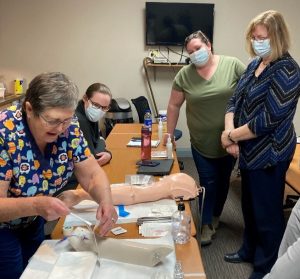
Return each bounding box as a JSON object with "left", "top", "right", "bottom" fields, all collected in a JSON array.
[
  {"left": 226, "top": 143, "right": 240, "bottom": 158},
  {"left": 95, "top": 202, "right": 118, "bottom": 236},
  {"left": 96, "top": 152, "right": 112, "bottom": 166},
  {"left": 221, "top": 130, "right": 234, "bottom": 148}
]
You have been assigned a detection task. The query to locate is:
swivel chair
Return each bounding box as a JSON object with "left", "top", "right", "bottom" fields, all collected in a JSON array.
[
  {"left": 131, "top": 96, "right": 182, "bottom": 141},
  {"left": 131, "top": 96, "right": 184, "bottom": 169}
]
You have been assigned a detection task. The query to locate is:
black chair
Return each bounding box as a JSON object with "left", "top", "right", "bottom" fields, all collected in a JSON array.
[
  {"left": 131, "top": 96, "right": 184, "bottom": 170},
  {"left": 131, "top": 96, "right": 182, "bottom": 141}
]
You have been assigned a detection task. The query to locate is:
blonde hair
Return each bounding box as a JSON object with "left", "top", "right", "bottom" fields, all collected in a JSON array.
[{"left": 245, "top": 10, "right": 290, "bottom": 61}]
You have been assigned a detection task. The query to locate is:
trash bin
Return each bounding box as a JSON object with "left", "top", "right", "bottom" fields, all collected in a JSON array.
[{"left": 105, "top": 98, "right": 133, "bottom": 136}]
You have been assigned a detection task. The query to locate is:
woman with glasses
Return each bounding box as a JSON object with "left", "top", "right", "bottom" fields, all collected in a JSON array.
[
  {"left": 222, "top": 11, "right": 300, "bottom": 279},
  {"left": 54, "top": 83, "right": 113, "bottom": 195},
  {"left": 165, "top": 30, "right": 245, "bottom": 246},
  {"left": 0, "top": 72, "right": 118, "bottom": 279},
  {"left": 75, "top": 83, "right": 112, "bottom": 167}
]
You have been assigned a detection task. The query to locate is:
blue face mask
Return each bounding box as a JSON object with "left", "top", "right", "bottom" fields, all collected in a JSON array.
[
  {"left": 85, "top": 103, "right": 106, "bottom": 122},
  {"left": 189, "top": 48, "right": 210, "bottom": 67},
  {"left": 252, "top": 39, "right": 271, "bottom": 58}
]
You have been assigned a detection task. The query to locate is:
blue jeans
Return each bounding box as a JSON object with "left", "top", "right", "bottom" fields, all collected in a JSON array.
[
  {"left": 192, "top": 146, "right": 235, "bottom": 225},
  {"left": 0, "top": 217, "right": 45, "bottom": 279}
]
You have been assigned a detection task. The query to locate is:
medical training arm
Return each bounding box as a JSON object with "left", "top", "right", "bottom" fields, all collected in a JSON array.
[{"left": 59, "top": 173, "right": 199, "bottom": 207}]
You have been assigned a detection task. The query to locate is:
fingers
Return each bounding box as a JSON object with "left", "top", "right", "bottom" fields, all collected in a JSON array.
[
  {"left": 96, "top": 153, "right": 111, "bottom": 166},
  {"left": 96, "top": 204, "right": 118, "bottom": 236},
  {"left": 36, "top": 196, "right": 70, "bottom": 221},
  {"left": 226, "top": 144, "right": 239, "bottom": 158}
]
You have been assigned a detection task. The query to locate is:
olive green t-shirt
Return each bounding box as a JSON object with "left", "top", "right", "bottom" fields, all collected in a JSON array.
[{"left": 173, "top": 55, "right": 245, "bottom": 158}]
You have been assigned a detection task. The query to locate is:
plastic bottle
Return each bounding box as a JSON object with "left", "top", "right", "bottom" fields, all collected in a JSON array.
[
  {"left": 166, "top": 133, "right": 173, "bottom": 159},
  {"left": 144, "top": 110, "right": 152, "bottom": 132},
  {"left": 158, "top": 117, "right": 163, "bottom": 141},
  {"left": 14, "top": 79, "right": 24, "bottom": 95},
  {"left": 171, "top": 197, "right": 191, "bottom": 244},
  {"left": 158, "top": 109, "right": 167, "bottom": 133},
  {"left": 141, "top": 124, "right": 151, "bottom": 160},
  {"left": 173, "top": 261, "right": 184, "bottom": 279}
]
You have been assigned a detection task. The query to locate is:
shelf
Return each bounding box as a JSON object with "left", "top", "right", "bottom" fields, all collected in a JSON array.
[{"left": 146, "top": 62, "right": 185, "bottom": 68}]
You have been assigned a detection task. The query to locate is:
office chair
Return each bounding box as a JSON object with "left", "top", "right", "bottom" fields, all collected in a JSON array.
[
  {"left": 131, "top": 96, "right": 183, "bottom": 141},
  {"left": 131, "top": 96, "right": 184, "bottom": 170}
]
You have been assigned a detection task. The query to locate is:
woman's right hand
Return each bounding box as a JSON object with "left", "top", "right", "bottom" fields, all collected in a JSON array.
[{"left": 34, "top": 196, "right": 70, "bottom": 221}]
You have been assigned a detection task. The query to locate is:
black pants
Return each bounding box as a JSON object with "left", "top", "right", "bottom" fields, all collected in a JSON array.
[{"left": 239, "top": 161, "right": 291, "bottom": 275}]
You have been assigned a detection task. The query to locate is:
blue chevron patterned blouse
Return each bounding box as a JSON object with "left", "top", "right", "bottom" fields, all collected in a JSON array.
[{"left": 227, "top": 53, "right": 300, "bottom": 169}]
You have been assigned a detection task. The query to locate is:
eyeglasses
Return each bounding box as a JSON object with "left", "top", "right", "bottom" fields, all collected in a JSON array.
[
  {"left": 39, "top": 114, "right": 73, "bottom": 127},
  {"left": 251, "top": 36, "right": 269, "bottom": 43},
  {"left": 89, "top": 99, "right": 110, "bottom": 112}
]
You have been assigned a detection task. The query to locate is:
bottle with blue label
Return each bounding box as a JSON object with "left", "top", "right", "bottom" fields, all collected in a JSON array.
[{"left": 144, "top": 110, "right": 152, "bottom": 132}]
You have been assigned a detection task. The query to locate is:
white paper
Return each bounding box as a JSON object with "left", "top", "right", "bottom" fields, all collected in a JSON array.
[
  {"left": 48, "top": 252, "right": 97, "bottom": 279},
  {"left": 127, "top": 139, "right": 160, "bottom": 147},
  {"left": 21, "top": 237, "right": 176, "bottom": 279},
  {"left": 63, "top": 199, "right": 177, "bottom": 226}
]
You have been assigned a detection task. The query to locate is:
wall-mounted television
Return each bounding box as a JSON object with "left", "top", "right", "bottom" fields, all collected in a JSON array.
[{"left": 145, "top": 2, "right": 214, "bottom": 46}]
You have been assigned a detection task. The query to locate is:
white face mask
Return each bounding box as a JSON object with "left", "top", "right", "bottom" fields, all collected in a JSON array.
[
  {"left": 252, "top": 39, "right": 271, "bottom": 58},
  {"left": 189, "top": 48, "right": 210, "bottom": 67},
  {"left": 85, "top": 103, "right": 106, "bottom": 122}
]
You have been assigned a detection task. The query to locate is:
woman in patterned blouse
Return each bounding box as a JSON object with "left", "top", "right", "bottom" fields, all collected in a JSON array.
[
  {"left": 0, "top": 72, "right": 118, "bottom": 279},
  {"left": 221, "top": 10, "right": 300, "bottom": 279}
]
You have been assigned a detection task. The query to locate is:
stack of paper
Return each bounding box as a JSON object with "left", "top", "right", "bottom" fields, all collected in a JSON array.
[{"left": 127, "top": 138, "right": 160, "bottom": 147}]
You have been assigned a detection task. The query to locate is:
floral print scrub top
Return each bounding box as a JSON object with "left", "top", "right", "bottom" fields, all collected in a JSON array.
[{"left": 0, "top": 106, "right": 91, "bottom": 226}]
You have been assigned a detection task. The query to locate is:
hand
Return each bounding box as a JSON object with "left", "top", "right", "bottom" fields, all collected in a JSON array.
[
  {"left": 162, "top": 133, "right": 176, "bottom": 147},
  {"left": 96, "top": 152, "right": 112, "bottom": 166},
  {"left": 34, "top": 196, "right": 70, "bottom": 221},
  {"left": 226, "top": 143, "right": 240, "bottom": 158},
  {"left": 95, "top": 202, "right": 118, "bottom": 236},
  {"left": 221, "top": 130, "right": 234, "bottom": 148}
]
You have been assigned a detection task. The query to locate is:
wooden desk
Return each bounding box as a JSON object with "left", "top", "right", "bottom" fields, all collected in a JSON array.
[
  {"left": 52, "top": 123, "right": 206, "bottom": 278},
  {"left": 286, "top": 144, "right": 300, "bottom": 194}
]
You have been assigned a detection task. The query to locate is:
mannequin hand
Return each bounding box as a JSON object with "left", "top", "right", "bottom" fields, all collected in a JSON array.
[{"left": 56, "top": 189, "right": 89, "bottom": 208}]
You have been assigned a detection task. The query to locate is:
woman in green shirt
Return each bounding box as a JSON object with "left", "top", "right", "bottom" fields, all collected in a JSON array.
[{"left": 166, "top": 30, "right": 245, "bottom": 245}]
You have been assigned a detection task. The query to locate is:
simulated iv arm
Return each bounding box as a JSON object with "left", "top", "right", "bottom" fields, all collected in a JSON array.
[
  {"left": 112, "top": 173, "right": 199, "bottom": 205},
  {"left": 58, "top": 173, "right": 200, "bottom": 207},
  {"left": 68, "top": 227, "right": 173, "bottom": 267}
]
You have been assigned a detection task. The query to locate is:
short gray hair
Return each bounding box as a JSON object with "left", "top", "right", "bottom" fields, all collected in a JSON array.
[{"left": 22, "top": 72, "right": 79, "bottom": 115}]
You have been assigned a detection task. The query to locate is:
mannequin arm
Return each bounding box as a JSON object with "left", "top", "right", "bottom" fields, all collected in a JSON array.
[{"left": 59, "top": 173, "right": 200, "bottom": 207}]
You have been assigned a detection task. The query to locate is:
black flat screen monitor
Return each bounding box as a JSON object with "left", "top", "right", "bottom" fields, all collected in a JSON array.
[{"left": 146, "top": 2, "right": 214, "bottom": 46}]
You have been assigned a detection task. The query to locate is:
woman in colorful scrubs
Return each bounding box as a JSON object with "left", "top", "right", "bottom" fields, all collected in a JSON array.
[{"left": 0, "top": 72, "right": 117, "bottom": 279}]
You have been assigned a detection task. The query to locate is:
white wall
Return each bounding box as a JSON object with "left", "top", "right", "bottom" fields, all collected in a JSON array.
[{"left": 1, "top": 0, "right": 300, "bottom": 152}]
